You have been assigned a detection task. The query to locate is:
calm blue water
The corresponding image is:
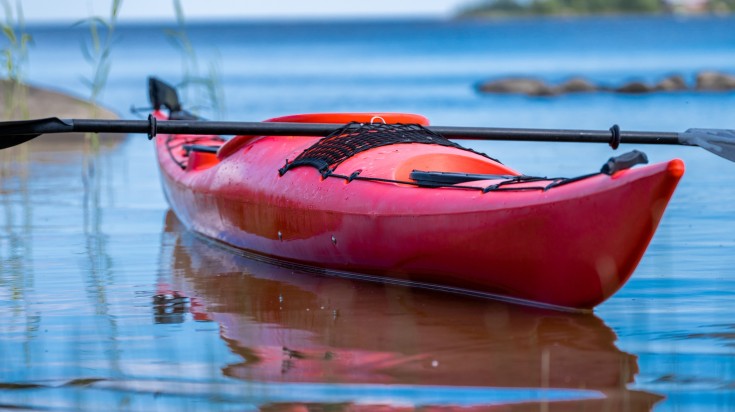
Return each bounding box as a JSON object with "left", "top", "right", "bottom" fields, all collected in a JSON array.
[{"left": 1, "top": 15, "right": 735, "bottom": 411}]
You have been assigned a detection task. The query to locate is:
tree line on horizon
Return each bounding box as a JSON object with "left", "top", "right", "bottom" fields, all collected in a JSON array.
[{"left": 458, "top": 0, "right": 735, "bottom": 17}]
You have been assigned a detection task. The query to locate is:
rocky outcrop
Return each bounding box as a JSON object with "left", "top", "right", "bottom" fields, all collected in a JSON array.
[
  {"left": 655, "top": 74, "right": 687, "bottom": 91},
  {"left": 557, "top": 77, "right": 597, "bottom": 93},
  {"left": 696, "top": 71, "right": 735, "bottom": 91},
  {"left": 477, "top": 77, "right": 556, "bottom": 96},
  {"left": 477, "top": 76, "right": 599, "bottom": 96},
  {"left": 612, "top": 75, "right": 688, "bottom": 94},
  {"left": 477, "top": 71, "right": 735, "bottom": 96},
  {"left": 614, "top": 81, "right": 652, "bottom": 94}
]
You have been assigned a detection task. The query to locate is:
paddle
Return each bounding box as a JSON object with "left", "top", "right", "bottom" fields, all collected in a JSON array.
[{"left": 1, "top": 115, "right": 734, "bottom": 162}]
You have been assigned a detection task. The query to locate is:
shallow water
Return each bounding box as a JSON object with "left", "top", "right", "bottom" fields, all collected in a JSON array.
[{"left": 2, "top": 16, "right": 735, "bottom": 411}]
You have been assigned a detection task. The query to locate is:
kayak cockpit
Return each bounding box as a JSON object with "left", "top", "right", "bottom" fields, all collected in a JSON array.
[
  {"left": 277, "top": 116, "right": 515, "bottom": 181},
  {"left": 173, "top": 112, "right": 520, "bottom": 186}
]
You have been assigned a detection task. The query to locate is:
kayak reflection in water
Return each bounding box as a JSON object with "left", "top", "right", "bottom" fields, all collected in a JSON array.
[{"left": 156, "top": 211, "right": 663, "bottom": 411}]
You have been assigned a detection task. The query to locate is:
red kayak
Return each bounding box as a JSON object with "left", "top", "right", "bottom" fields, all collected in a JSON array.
[{"left": 154, "top": 108, "right": 682, "bottom": 311}]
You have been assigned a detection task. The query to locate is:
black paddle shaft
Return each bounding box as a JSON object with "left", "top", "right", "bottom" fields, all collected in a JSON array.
[
  {"left": 430, "top": 125, "right": 680, "bottom": 145},
  {"left": 79, "top": 119, "right": 682, "bottom": 144},
  {"left": 3, "top": 117, "right": 681, "bottom": 145}
]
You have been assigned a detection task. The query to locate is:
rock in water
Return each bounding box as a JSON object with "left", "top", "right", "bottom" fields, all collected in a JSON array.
[
  {"left": 615, "top": 81, "right": 654, "bottom": 94},
  {"left": 655, "top": 75, "right": 688, "bottom": 92},
  {"left": 477, "top": 78, "right": 557, "bottom": 96},
  {"left": 556, "top": 77, "right": 598, "bottom": 93},
  {"left": 696, "top": 71, "right": 735, "bottom": 91}
]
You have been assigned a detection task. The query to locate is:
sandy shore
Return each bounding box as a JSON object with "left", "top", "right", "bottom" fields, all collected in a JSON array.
[
  {"left": 0, "top": 79, "right": 117, "bottom": 120},
  {"left": 0, "top": 79, "right": 125, "bottom": 149}
]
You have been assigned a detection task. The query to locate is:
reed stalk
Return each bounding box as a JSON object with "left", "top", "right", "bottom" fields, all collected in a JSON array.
[
  {"left": 78, "top": 0, "right": 122, "bottom": 107},
  {"left": 165, "top": 0, "right": 224, "bottom": 119},
  {"left": 76, "top": 0, "right": 123, "bottom": 148},
  {"left": 0, "top": 0, "right": 32, "bottom": 120}
]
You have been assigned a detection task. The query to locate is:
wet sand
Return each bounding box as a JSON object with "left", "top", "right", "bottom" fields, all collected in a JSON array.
[
  {"left": 0, "top": 79, "right": 123, "bottom": 150},
  {"left": 0, "top": 79, "right": 117, "bottom": 120}
]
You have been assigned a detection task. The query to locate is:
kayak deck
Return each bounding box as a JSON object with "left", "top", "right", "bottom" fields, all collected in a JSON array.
[{"left": 155, "top": 112, "right": 684, "bottom": 311}]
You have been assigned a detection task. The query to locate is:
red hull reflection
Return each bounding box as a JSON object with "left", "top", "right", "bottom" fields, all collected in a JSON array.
[{"left": 158, "top": 211, "right": 662, "bottom": 411}]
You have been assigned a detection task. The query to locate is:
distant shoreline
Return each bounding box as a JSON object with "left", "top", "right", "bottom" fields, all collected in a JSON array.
[
  {"left": 456, "top": 0, "right": 735, "bottom": 19},
  {"left": 456, "top": 11, "right": 734, "bottom": 19},
  {"left": 16, "top": 13, "right": 735, "bottom": 29}
]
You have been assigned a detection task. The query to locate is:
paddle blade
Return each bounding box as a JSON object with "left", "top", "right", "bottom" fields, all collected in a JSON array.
[
  {"left": 0, "top": 133, "right": 43, "bottom": 150},
  {"left": 148, "top": 77, "right": 181, "bottom": 112},
  {"left": 0, "top": 117, "right": 74, "bottom": 149},
  {"left": 680, "top": 128, "right": 735, "bottom": 162}
]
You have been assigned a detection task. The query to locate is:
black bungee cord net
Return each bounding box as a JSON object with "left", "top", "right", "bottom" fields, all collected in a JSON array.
[{"left": 277, "top": 121, "right": 598, "bottom": 193}]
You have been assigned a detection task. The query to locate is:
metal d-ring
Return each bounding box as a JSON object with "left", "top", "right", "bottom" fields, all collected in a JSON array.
[{"left": 370, "top": 116, "right": 386, "bottom": 124}]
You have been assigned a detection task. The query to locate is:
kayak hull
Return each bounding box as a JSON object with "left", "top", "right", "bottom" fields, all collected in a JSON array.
[{"left": 156, "top": 112, "right": 683, "bottom": 311}]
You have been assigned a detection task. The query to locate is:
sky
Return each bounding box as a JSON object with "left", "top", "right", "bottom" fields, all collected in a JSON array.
[{"left": 13, "top": 0, "right": 474, "bottom": 23}]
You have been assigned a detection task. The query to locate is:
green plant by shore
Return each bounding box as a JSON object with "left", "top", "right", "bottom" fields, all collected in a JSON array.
[
  {"left": 0, "top": 0, "right": 32, "bottom": 119},
  {"left": 458, "top": 0, "right": 735, "bottom": 17},
  {"left": 75, "top": 0, "right": 122, "bottom": 149},
  {"left": 76, "top": 0, "right": 122, "bottom": 110}
]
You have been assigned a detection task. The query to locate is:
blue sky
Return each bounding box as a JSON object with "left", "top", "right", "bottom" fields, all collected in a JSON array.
[{"left": 16, "top": 0, "right": 472, "bottom": 23}]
